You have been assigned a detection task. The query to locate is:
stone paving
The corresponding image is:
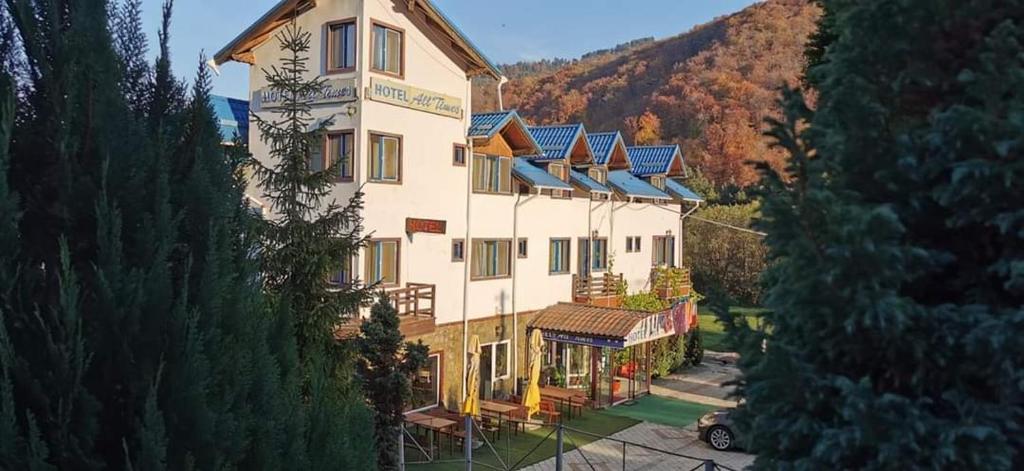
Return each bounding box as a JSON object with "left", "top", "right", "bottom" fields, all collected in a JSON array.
[
  {"left": 521, "top": 354, "right": 754, "bottom": 471},
  {"left": 518, "top": 421, "right": 753, "bottom": 471}
]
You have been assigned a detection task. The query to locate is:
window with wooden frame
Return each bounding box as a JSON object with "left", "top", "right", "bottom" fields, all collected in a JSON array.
[
  {"left": 517, "top": 238, "right": 528, "bottom": 259},
  {"left": 365, "top": 239, "right": 400, "bottom": 286},
  {"left": 321, "top": 131, "right": 354, "bottom": 181},
  {"left": 371, "top": 21, "right": 404, "bottom": 77},
  {"left": 549, "top": 238, "right": 570, "bottom": 274},
  {"left": 453, "top": 143, "right": 467, "bottom": 166},
  {"left": 653, "top": 236, "right": 676, "bottom": 267},
  {"left": 368, "top": 132, "right": 401, "bottom": 183},
  {"left": 472, "top": 154, "right": 511, "bottom": 194},
  {"left": 650, "top": 175, "right": 666, "bottom": 190},
  {"left": 591, "top": 237, "right": 609, "bottom": 271},
  {"left": 407, "top": 352, "right": 442, "bottom": 412},
  {"left": 328, "top": 254, "right": 354, "bottom": 287},
  {"left": 588, "top": 167, "right": 607, "bottom": 184},
  {"left": 626, "top": 236, "right": 641, "bottom": 253},
  {"left": 471, "top": 239, "right": 512, "bottom": 280},
  {"left": 451, "top": 239, "right": 465, "bottom": 262},
  {"left": 547, "top": 162, "right": 570, "bottom": 198},
  {"left": 326, "top": 19, "right": 356, "bottom": 73}
]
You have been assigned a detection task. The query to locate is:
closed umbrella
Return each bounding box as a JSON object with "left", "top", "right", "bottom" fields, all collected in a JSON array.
[
  {"left": 462, "top": 335, "right": 481, "bottom": 416},
  {"left": 523, "top": 329, "right": 543, "bottom": 420}
]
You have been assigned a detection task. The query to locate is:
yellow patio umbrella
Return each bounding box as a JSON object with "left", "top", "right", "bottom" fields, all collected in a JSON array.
[
  {"left": 462, "top": 335, "right": 481, "bottom": 416},
  {"left": 523, "top": 329, "right": 543, "bottom": 420}
]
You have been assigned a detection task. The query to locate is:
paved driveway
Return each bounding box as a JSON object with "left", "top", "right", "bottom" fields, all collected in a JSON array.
[{"left": 522, "top": 354, "right": 754, "bottom": 470}]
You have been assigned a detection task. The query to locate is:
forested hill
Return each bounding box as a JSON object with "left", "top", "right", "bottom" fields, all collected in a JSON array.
[{"left": 472, "top": 0, "right": 821, "bottom": 188}]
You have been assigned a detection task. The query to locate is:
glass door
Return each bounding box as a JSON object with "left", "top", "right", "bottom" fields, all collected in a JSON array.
[{"left": 577, "top": 238, "right": 591, "bottom": 279}]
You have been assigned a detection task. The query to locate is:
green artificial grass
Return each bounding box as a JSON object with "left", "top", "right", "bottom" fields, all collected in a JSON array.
[
  {"left": 601, "top": 395, "right": 716, "bottom": 429},
  {"left": 406, "top": 409, "right": 639, "bottom": 470}
]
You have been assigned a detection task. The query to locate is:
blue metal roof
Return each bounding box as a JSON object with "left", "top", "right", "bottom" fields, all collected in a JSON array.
[
  {"left": 607, "top": 170, "right": 671, "bottom": 200},
  {"left": 211, "top": 95, "right": 249, "bottom": 144},
  {"left": 586, "top": 132, "right": 623, "bottom": 166},
  {"left": 513, "top": 159, "right": 574, "bottom": 191},
  {"left": 626, "top": 145, "right": 686, "bottom": 177},
  {"left": 665, "top": 179, "right": 704, "bottom": 202},
  {"left": 527, "top": 124, "right": 593, "bottom": 161},
  {"left": 569, "top": 169, "right": 612, "bottom": 194},
  {"left": 469, "top": 110, "right": 544, "bottom": 153}
]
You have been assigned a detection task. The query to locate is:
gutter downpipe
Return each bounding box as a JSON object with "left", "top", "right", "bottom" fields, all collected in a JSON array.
[
  {"left": 497, "top": 76, "right": 509, "bottom": 111},
  {"left": 461, "top": 80, "right": 473, "bottom": 400},
  {"left": 511, "top": 191, "right": 522, "bottom": 396}
]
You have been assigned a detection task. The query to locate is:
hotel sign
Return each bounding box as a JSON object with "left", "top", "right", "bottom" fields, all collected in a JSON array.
[
  {"left": 623, "top": 310, "right": 676, "bottom": 347},
  {"left": 540, "top": 330, "right": 624, "bottom": 350},
  {"left": 368, "top": 78, "right": 464, "bottom": 119},
  {"left": 405, "top": 218, "right": 447, "bottom": 235},
  {"left": 254, "top": 78, "right": 358, "bottom": 110}
]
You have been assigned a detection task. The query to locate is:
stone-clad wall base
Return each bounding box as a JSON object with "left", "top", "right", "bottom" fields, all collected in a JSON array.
[{"left": 408, "top": 311, "right": 540, "bottom": 411}]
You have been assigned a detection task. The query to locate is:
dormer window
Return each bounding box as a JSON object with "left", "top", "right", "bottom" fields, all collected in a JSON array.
[
  {"left": 650, "top": 176, "right": 665, "bottom": 190},
  {"left": 547, "top": 162, "right": 570, "bottom": 198},
  {"left": 588, "top": 167, "right": 606, "bottom": 184}
]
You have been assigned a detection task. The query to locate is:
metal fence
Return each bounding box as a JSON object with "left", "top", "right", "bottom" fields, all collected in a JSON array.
[{"left": 401, "top": 415, "right": 737, "bottom": 471}]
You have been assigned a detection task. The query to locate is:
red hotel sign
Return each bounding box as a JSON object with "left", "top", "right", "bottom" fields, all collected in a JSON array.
[{"left": 405, "top": 218, "right": 447, "bottom": 235}]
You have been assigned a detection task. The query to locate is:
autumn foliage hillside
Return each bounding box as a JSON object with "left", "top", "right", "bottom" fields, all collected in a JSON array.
[{"left": 473, "top": 0, "right": 820, "bottom": 187}]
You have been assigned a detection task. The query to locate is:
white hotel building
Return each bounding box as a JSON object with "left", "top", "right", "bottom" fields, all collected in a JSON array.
[{"left": 215, "top": 0, "right": 704, "bottom": 411}]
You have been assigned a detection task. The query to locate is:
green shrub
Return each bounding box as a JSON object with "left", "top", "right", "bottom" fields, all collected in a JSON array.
[{"left": 684, "top": 327, "right": 704, "bottom": 366}]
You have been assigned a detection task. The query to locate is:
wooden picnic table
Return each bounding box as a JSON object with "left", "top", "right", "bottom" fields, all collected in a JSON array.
[
  {"left": 540, "top": 386, "right": 587, "bottom": 419},
  {"left": 480, "top": 400, "right": 521, "bottom": 435},
  {"left": 404, "top": 412, "right": 457, "bottom": 456}
]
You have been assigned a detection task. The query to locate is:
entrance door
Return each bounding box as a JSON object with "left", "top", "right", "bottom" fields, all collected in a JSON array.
[{"left": 578, "top": 238, "right": 591, "bottom": 278}]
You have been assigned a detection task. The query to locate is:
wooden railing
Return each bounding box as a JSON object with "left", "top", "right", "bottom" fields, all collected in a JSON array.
[
  {"left": 388, "top": 283, "right": 436, "bottom": 318},
  {"left": 573, "top": 272, "right": 623, "bottom": 300},
  {"left": 651, "top": 267, "right": 693, "bottom": 299}
]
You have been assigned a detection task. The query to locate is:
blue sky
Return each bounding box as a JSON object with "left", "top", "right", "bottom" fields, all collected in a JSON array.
[{"left": 141, "top": 0, "right": 757, "bottom": 99}]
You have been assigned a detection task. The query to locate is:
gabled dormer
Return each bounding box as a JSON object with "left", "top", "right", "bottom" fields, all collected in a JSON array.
[
  {"left": 626, "top": 145, "right": 687, "bottom": 192},
  {"left": 526, "top": 124, "right": 596, "bottom": 198},
  {"left": 468, "top": 111, "right": 543, "bottom": 195}
]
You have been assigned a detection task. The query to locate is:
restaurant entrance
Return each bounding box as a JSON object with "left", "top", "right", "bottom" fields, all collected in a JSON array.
[{"left": 528, "top": 302, "right": 693, "bottom": 409}]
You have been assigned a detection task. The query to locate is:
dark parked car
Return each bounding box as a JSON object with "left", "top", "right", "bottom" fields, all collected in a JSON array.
[{"left": 697, "top": 409, "right": 742, "bottom": 451}]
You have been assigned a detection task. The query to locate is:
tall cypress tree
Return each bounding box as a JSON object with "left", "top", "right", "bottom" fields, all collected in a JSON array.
[
  {"left": 0, "top": 0, "right": 317, "bottom": 469},
  {"left": 732, "top": 1, "right": 1024, "bottom": 469}
]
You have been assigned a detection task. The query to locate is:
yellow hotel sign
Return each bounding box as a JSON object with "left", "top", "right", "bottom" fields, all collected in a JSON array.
[{"left": 368, "top": 78, "right": 464, "bottom": 119}]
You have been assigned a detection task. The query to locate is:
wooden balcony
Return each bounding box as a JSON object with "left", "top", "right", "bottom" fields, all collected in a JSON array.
[
  {"left": 651, "top": 267, "right": 693, "bottom": 300},
  {"left": 572, "top": 272, "right": 624, "bottom": 308},
  {"left": 388, "top": 282, "right": 436, "bottom": 337}
]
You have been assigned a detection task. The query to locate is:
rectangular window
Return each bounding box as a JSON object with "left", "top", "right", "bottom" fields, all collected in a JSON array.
[
  {"left": 493, "top": 341, "right": 509, "bottom": 379},
  {"left": 372, "top": 22, "right": 403, "bottom": 76},
  {"left": 653, "top": 236, "right": 676, "bottom": 267},
  {"left": 548, "top": 162, "right": 570, "bottom": 198},
  {"left": 326, "top": 131, "right": 354, "bottom": 181},
  {"left": 327, "top": 20, "right": 356, "bottom": 72},
  {"left": 625, "top": 236, "right": 641, "bottom": 253},
  {"left": 626, "top": 236, "right": 633, "bottom": 253},
  {"left": 588, "top": 167, "right": 606, "bottom": 184},
  {"left": 549, "top": 238, "right": 570, "bottom": 274},
  {"left": 365, "top": 239, "right": 399, "bottom": 286},
  {"left": 328, "top": 255, "right": 353, "bottom": 286},
  {"left": 452, "top": 239, "right": 465, "bottom": 262},
  {"left": 472, "top": 154, "right": 511, "bottom": 194},
  {"left": 369, "top": 132, "right": 401, "bottom": 183},
  {"left": 591, "top": 238, "right": 608, "bottom": 271},
  {"left": 453, "top": 144, "right": 467, "bottom": 166},
  {"left": 650, "top": 176, "right": 666, "bottom": 190},
  {"left": 407, "top": 353, "right": 441, "bottom": 412},
  {"left": 517, "top": 238, "right": 528, "bottom": 258},
  {"left": 471, "top": 239, "right": 511, "bottom": 280}
]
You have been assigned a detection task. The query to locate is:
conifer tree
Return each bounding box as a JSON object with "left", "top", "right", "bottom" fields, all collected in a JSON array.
[
  {"left": 732, "top": 1, "right": 1024, "bottom": 469},
  {"left": 358, "top": 294, "right": 428, "bottom": 469},
  {"left": 0, "top": 0, "right": 324, "bottom": 468}
]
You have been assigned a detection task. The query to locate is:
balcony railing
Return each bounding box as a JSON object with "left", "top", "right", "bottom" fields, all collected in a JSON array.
[
  {"left": 651, "top": 267, "right": 693, "bottom": 299},
  {"left": 388, "top": 282, "right": 436, "bottom": 318},
  {"left": 573, "top": 272, "right": 624, "bottom": 307}
]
